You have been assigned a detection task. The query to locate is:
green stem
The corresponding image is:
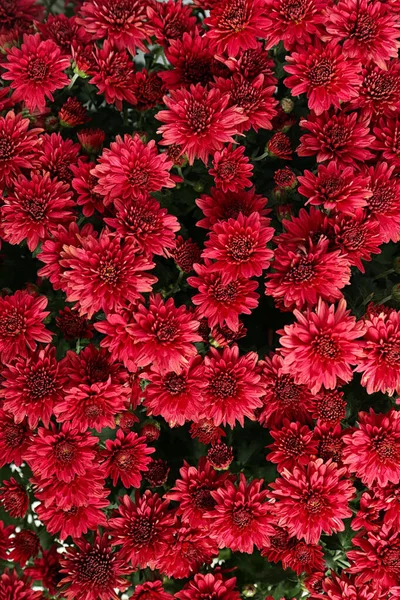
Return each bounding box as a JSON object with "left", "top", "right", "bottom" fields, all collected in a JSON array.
[
  {"left": 164, "top": 270, "right": 185, "bottom": 298},
  {"left": 379, "top": 295, "right": 392, "bottom": 305},
  {"left": 373, "top": 268, "right": 395, "bottom": 281},
  {"left": 252, "top": 151, "right": 269, "bottom": 162},
  {"left": 68, "top": 73, "right": 79, "bottom": 90}
]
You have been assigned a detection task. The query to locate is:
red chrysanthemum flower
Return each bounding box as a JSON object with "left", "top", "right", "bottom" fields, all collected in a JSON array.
[
  {"left": 25, "top": 548, "right": 61, "bottom": 596},
  {"left": 143, "top": 357, "right": 205, "bottom": 427},
  {"left": 329, "top": 210, "right": 382, "bottom": 273},
  {"left": 166, "top": 458, "right": 232, "bottom": 528},
  {"left": 267, "top": 420, "right": 318, "bottom": 473},
  {"left": 176, "top": 573, "right": 241, "bottom": 600},
  {"left": 215, "top": 74, "right": 277, "bottom": 134},
  {"left": 128, "top": 294, "right": 201, "bottom": 372},
  {"left": 189, "top": 419, "right": 225, "bottom": 445},
  {"left": 131, "top": 580, "right": 174, "bottom": 600},
  {"left": 9, "top": 529, "right": 40, "bottom": 566},
  {"left": 156, "top": 521, "right": 218, "bottom": 579},
  {"left": 206, "top": 473, "right": 273, "bottom": 553},
  {"left": 284, "top": 42, "right": 361, "bottom": 115},
  {"left": 201, "top": 345, "right": 264, "bottom": 427},
  {"left": 145, "top": 458, "right": 170, "bottom": 487},
  {"left": 25, "top": 422, "right": 99, "bottom": 483},
  {"left": 310, "top": 389, "right": 347, "bottom": 425},
  {"left": 1, "top": 173, "right": 75, "bottom": 252},
  {"left": 3, "top": 34, "right": 70, "bottom": 113},
  {"left": 298, "top": 162, "right": 371, "bottom": 214},
  {"left": 268, "top": 458, "right": 354, "bottom": 544},
  {"left": 279, "top": 299, "right": 365, "bottom": 393},
  {"left": 266, "top": 239, "right": 351, "bottom": 311},
  {"left": 104, "top": 195, "right": 179, "bottom": 257},
  {"left": 351, "top": 60, "right": 400, "bottom": 117},
  {"left": 263, "top": 0, "right": 325, "bottom": 49},
  {"left": 160, "top": 32, "right": 216, "bottom": 90},
  {"left": 0, "top": 478, "right": 28, "bottom": 518},
  {"left": 59, "top": 534, "right": 129, "bottom": 600},
  {"left": 94, "top": 308, "right": 138, "bottom": 372},
  {"left": 108, "top": 492, "right": 174, "bottom": 568},
  {"left": 1, "top": 345, "right": 62, "bottom": 429},
  {"left": 71, "top": 160, "right": 104, "bottom": 217},
  {"left": 324, "top": 0, "right": 400, "bottom": 69},
  {"left": 207, "top": 442, "right": 234, "bottom": 470},
  {"left": 365, "top": 161, "right": 400, "bottom": 243},
  {"left": 101, "top": 428, "right": 154, "bottom": 488},
  {"left": 0, "top": 110, "right": 41, "bottom": 186},
  {"left": 169, "top": 237, "right": 202, "bottom": 273},
  {"left": 77, "top": 128, "right": 105, "bottom": 154},
  {"left": 314, "top": 422, "right": 346, "bottom": 466},
  {"left": 196, "top": 187, "right": 270, "bottom": 230},
  {"left": 372, "top": 116, "right": 400, "bottom": 172},
  {"left": 156, "top": 84, "right": 247, "bottom": 165},
  {"left": 0, "top": 290, "right": 52, "bottom": 364},
  {"left": 0, "top": 0, "right": 43, "bottom": 32},
  {"left": 355, "top": 310, "right": 400, "bottom": 396},
  {"left": 281, "top": 540, "right": 326, "bottom": 575},
  {"left": 298, "top": 110, "right": 375, "bottom": 166},
  {"left": 38, "top": 132, "right": 80, "bottom": 184},
  {"left": 188, "top": 260, "right": 259, "bottom": 331},
  {"left": 92, "top": 134, "right": 174, "bottom": 204},
  {"left": 77, "top": 0, "right": 151, "bottom": 54},
  {"left": 0, "top": 409, "right": 30, "bottom": 468},
  {"left": 89, "top": 41, "right": 137, "bottom": 109},
  {"left": 343, "top": 409, "right": 400, "bottom": 487},
  {"left": 60, "top": 230, "right": 156, "bottom": 318},
  {"left": 274, "top": 206, "right": 329, "bottom": 252},
  {"left": 274, "top": 167, "right": 297, "bottom": 190},
  {"left": 203, "top": 212, "right": 274, "bottom": 282},
  {"left": 38, "top": 13, "right": 90, "bottom": 51},
  {"left": 347, "top": 523, "right": 400, "bottom": 592},
  {"left": 0, "top": 569, "right": 42, "bottom": 600},
  {"left": 147, "top": 0, "right": 198, "bottom": 47},
  {"left": 204, "top": 0, "right": 270, "bottom": 56},
  {"left": 58, "top": 97, "right": 88, "bottom": 127},
  {"left": 132, "top": 69, "right": 166, "bottom": 111},
  {"left": 222, "top": 42, "right": 276, "bottom": 82},
  {"left": 209, "top": 144, "right": 253, "bottom": 193},
  {"left": 322, "top": 573, "right": 377, "bottom": 600},
  {"left": 258, "top": 353, "right": 313, "bottom": 428}
]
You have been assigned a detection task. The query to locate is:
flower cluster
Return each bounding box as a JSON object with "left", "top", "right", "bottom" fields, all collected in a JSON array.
[{"left": 0, "top": 0, "right": 400, "bottom": 599}]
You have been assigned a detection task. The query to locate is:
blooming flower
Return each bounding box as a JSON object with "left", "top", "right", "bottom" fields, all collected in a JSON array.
[
  {"left": 9, "top": 529, "right": 40, "bottom": 566},
  {"left": 0, "top": 478, "right": 28, "bottom": 518},
  {"left": 3, "top": 34, "right": 70, "bottom": 113},
  {"left": 267, "top": 420, "right": 318, "bottom": 473},
  {"left": 0, "top": 569, "right": 43, "bottom": 600},
  {"left": 160, "top": 32, "right": 217, "bottom": 90},
  {"left": 263, "top": 0, "right": 325, "bottom": 49},
  {"left": 176, "top": 573, "right": 241, "bottom": 600},
  {"left": 365, "top": 161, "right": 400, "bottom": 243},
  {"left": 101, "top": 428, "right": 154, "bottom": 488},
  {"left": 268, "top": 458, "right": 355, "bottom": 544},
  {"left": 58, "top": 97, "right": 88, "bottom": 127},
  {"left": 196, "top": 187, "right": 270, "bottom": 230},
  {"left": 279, "top": 299, "right": 365, "bottom": 393},
  {"left": 0, "top": 110, "right": 42, "bottom": 186},
  {"left": 89, "top": 41, "right": 137, "bottom": 109},
  {"left": 131, "top": 581, "right": 174, "bottom": 600},
  {"left": 209, "top": 144, "right": 253, "bottom": 192},
  {"left": 372, "top": 116, "right": 400, "bottom": 172},
  {"left": 38, "top": 132, "right": 80, "bottom": 183},
  {"left": 0, "top": 409, "right": 30, "bottom": 468},
  {"left": 147, "top": 0, "right": 198, "bottom": 47}
]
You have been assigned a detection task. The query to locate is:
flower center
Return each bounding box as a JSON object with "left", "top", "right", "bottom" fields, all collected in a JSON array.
[
  {"left": 98, "top": 261, "right": 120, "bottom": 286},
  {"left": 3, "top": 423, "right": 25, "bottom": 448},
  {"left": 212, "top": 279, "right": 239, "bottom": 303},
  {"left": 287, "top": 257, "right": 314, "bottom": 282},
  {"left": 24, "top": 197, "right": 47, "bottom": 221},
  {"left": 54, "top": 440, "right": 77, "bottom": 464},
  {"left": 308, "top": 58, "right": 333, "bottom": 87},
  {"left": 125, "top": 204, "right": 159, "bottom": 234},
  {"left": 0, "top": 135, "right": 14, "bottom": 161},
  {"left": 352, "top": 12, "right": 377, "bottom": 42},
  {"left": 374, "top": 435, "right": 399, "bottom": 461},
  {"left": 163, "top": 372, "right": 187, "bottom": 394},
  {"left": 84, "top": 400, "right": 104, "bottom": 419},
  {"left": 128, "top": 168, "right": 150, "bottom": 187},
  {"left": 131, "top": 517, "right": 155, "bottom": 544},
  {"left": 209, "top": 371, "right": 237, "bottom": 398},
  {"left": 281, "top": 0, "right": 308, "bottom": 22},
  {"left": 275, "top": 374, "right": 303, "bottom": 407},
  {"left": 227, "top": 234, "right": 254, "bottom": 262},
  {"left": 325, "top": 123, "right": 350, "bottom": 149},
  {"left": 217, "top": 160, "right": 238, "bottom": 181},
  {"left": 304, "top": 492, "right": 325, "bottom": 514},
  {"left": 78, "top": 550, "right": 113, "bottom": 586},
  {"left": 0, "top": 309, "right": 25, "bottom": 337},
  {"left": 107, "top": 0, "right": 138, "bottom": 26},
  {"left": 281, "top": 433, "right": 304, "bottom": 455},
  {"left": 114, "top": 449, "right": 136, "bottom": 471},
  {"left": 369, "top": 183, "right": 394, "bottom": 212},
  {"left": 187, "top": 100, "right": 210, "bottom": 134},
  {"left": 294, "top": 542, "right": 313, "bottom": 564},
  {"left": 183, "top": 57, "right": 213, "bottom": 86},
  {"left": 221, "top": 1, "right": 247, "bottom": 31},
  {"left": 232, "top": 506, "right": 252, "bottom": 528},
  {"left": 191, "top": 487, "right": 216, "bottom": 510},
  {"left": 231, "top": 80, "right": 259, "bottom": 111},
  {"left": 366, "top": 72, "right": 397, "bottom": 102},
  {"left": 317, "top": 391, "right": 346, "bottom": 422},
  {"left": 380, "top": 340, "right": 400, "bottom": 366},
  {"left": 26, "top": 367, "right": 55, "bottom": 400},
  {"left": 318, "top": 435, "right": 343, "bottom": 463},
  {"left": 164, "top": 16, "right": 186, "bottom": 40},
  {"left": 322, "top": 175, "right": 343, "bottom": 198},
  {"left": 85, "top": 356, "right": 111, "bottom": 384},
  {"left": 313, "top": 333, "right": 339, "bottom": 359},
  {"left": 28, "top": 58, "right": 49, "bottom": 82},
  {"left": 154, "top": 320, "right": 178, "bottom": 342}
]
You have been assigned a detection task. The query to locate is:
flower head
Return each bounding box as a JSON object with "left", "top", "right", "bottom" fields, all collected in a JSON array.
[
  {"left": 101, "top": 428, "right": 154, "bottom": 488},
  {"left": 176, "top": 573, "right": 241, "bottom": 600},
  {"left": 0, "top": 478, "right": 28, "bottom": 518},
  {"left": 209, "top": 144, "right": 253, "bottom": 192},
  {"left": 0, "top": 110, "right": 42, "bottom": 186},
  {"left": 89, "top": 41, "right": 137, "bottom": 109}
]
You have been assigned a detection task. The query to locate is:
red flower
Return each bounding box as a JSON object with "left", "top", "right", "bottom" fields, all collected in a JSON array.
[
  {"left": 0, "top": 290, "right": 52, "bottom": 364},
  {"left": 204, "top": 0, "right": 270, "bottom": 56},
  {"left": 77, "top": 128, "right": 105, "bottom": 154},
  {"left": 0, "top": 0, "right": 43, "bottom": 32},
  {"left": 281, "top": 540, "right": 326, "bottom": 575},
  {"left": 25, "top": 548, "right": 61, "bottom": 596},
  {"left": 3, "top": 34, "right": 70, "bottom": 113},
  {"left": 166, "top": 458, "right": 232, "bottom": 528},
  {"left": 258, "top": 353, "right": 313, "bottom": 428},
  {"left": 196, "top": 187, "right": 270, "bottom": 230},
  {"left": 71, "top": 160, "right": 104, "bottom": 217},
  {"left": 207, "top": 474, "right": 273, "bottom": 553},
  {"left": 133, "top": 69, "right": 166, "bottom": 111},
  {"left": 1, "top": 173, "right": 75, "bottom": 251},
  {"left": 322, "top": 573, "right": 377, "bottom": 600},
  {"left": 145, "top": 459, "right": 170, "bottom": 487},
  {"left": 93, "top": 134, "right": 175, "bottom": 204},
  {"left": 143, "top": 357, "right": 205, "bottom": 427},
  {"left": 372, "top": 116, "right": 400, "bottom": 172},
  {"left": 9, "top": 529, "right": 40, "bottom": 566},
  {"left": 77, "top": 0, "right": 151, "bottom": 54},
  {"left": 310, "top": 389, "right": 347, "bottom": 425},
  {"left": 176, "top": 573, "right": 241, "bottom": 600},
  {"left": 209, "top": 144, "right": 253, "bottom": 192},
  {"left": 314, "top": 423, "right": 346, "bottom": 466},
  {"left": 0, "top": 478, "right": 28, "bottom": 518},
  {"left": 94, "top": 309, "right": 138, "bottom": 372},
  {"left": 108, "top": 491, "right": 174, "bottom": 568},
  {"left": 284, "top": 42, "right": 361, "bottom": 115},
  {"left": 298, "top": 110, "right": 375, "bottom": 166},
  {"left": 352, "top": 61, "right": 400, "bottom": 117},
  {"left": 279, "top": 299, "right": 365, "bottom": 393},
  {"left": 202, "top": 345, "right": 264, "bottom": 427},
  {"left": 25, "top": 422, "right": 99, "bottom": 483},
  {"left": 0, "top": 409, "right": 30, "bottom": 468},
  {"left": 203, "top": 212, "right": 274, "bottom": 282},
  {"left": 274, "top": 167, "right": 297, "bottom": 190},
  {"left": 169, "top": 237, "right": 202, "bottom": 273},
  {"left": 160, "top": 32, "right": 217, "bottom": 90},
  {"left": 128, "top": 294, "right": 201, "bottom": 372},
  {"left": 38, "top": 132, "right": 80, "bottom": 183},
  {"left": 38, "top": 14, "right": 90, "bottom": 51},
  {"left": 0, "top": 110, "right": 42, "bottom": 186},
  {"left": 207, "top": 443, "right": 234, "bottom": 470},
  {"left": 298, "top": 162, "right": 371, "bottom": 215},
  {"left": 58, "top": 97, "right": 88, "bottom": 127},
  {"left": 263, "top": 0, "right": 325, "bottom": 49},
  {"left": 59, "top": 534, "right": 129, "bottom": 600},
  {"left": 104, "top": 195, "right": 179, "bottom": 257},
  {"left": 190, "top": 419, "right": 225, "bottom": 445},
  {"left": 355, "top": 310, "right": 400, "bottom": 396},
  {"left": 131, "top": 580, "right": 174, "bottom": 600},
  {"left": 267, "top": 132, "right": 293, "bottom": 159},
  {"left": 0, "top": 569, "right": 42, "bottom": 600},
  {"left": 365, "top": 162, "right": 400, "bottom": 243},
  {"left": 61, "top": 230, "right": 156, "bottom": 318},
  {"left": 267, "top": 420, "right": 318, "bottom": 473},
  {"left": 266, "top": 239, "right": 351, "bottom": 311},
  {"left": 147, "top": 0, "right": 198, "bottom": 47},
  {"left": 222, "top": 43, "right": 276, "bottom": 81},
  {"left": 1, "top": 345, "right": 62, "bottom": 429},
  {"left": 156, "top": 84, "right": 247, "bottom": 165},
  {"left": 324, "top": 0, "right": 400, "bottom": 69},
  {"left": 188, "top": 261, "right": 259, "bottom": 331},
  {"left": 343, "top": 409, "right": 400, "bottom": 487},
  {"left": 330, "top": 210, "right": 382, "bottom": 273},
  {"left": 101, "top": 428, "right": 154, "bottom": 488},
  {"left": 269, "top": 458, "right": 354, "bottom": 544},
  {"left": 89, "top": 41, "right": 137, "bottom": 109}
]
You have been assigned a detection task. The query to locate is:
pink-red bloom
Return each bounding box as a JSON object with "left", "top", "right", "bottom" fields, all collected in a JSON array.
[
  {"left": 101, "top": 428, "right": 154, "bottom": 488},
  {"left": 176, "top": 573, "right": 241, "bottom": 600},
  {"left": 0, "top": 478, "right": 28, "bottom": 518},
  {"left": 209, "top": 144, "right": 253, "bottom": 192},
  {"left": 89, "top": 41, "right": 137, "bottom": 109},
  {"left": 0, "top": 111, "right": 42, "bottom": 186}
]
